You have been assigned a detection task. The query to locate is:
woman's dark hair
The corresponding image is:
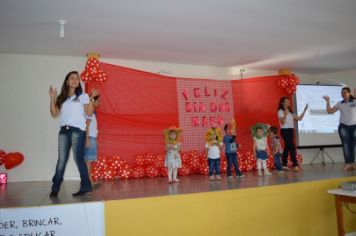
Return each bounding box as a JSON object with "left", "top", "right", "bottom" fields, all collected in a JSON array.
[
  {"left": 342, "top": 87, "right": 355, "bottom": 100},
  {"left": 55, "top": 71, "right": 82, "bottom": 109},
  {"left": 277, "top": 96, "right": 292, "bottom": 112}
]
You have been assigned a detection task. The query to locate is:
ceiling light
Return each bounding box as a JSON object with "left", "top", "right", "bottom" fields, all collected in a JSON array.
[{"left": 58, "top": 20, "right": 66, "bottom": 39}]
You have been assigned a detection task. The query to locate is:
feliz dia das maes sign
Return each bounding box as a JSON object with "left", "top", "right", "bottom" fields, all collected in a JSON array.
[{"left": 181, "top": 86, "right": 231, "bottom": 127}]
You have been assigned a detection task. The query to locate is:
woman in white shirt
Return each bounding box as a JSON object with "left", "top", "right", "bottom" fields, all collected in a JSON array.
[
  {"left": 323, "top": 87, "right": 356, "bottom": 171},
  {"left": 277, "top": 97, "right": 308, "bottom": 171},
  {"left": 49, "top": 71, "right": 97, "bottom": 198}
]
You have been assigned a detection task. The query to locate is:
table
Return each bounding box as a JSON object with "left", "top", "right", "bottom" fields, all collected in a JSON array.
[{"left": 328, "top": 189, "right": 356, "bottom": 236}]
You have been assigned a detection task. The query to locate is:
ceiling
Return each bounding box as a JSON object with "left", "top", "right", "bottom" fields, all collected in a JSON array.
[{"left": 0, "top": 0, "right": 355, "bottom": 74}]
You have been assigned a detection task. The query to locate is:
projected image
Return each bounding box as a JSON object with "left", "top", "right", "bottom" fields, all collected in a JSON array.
[{"left": 296, "top": 85, "right": 341, "bottom": 134}]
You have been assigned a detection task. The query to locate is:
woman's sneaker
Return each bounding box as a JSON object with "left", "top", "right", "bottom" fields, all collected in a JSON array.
[
  {"left": 72, "top": 190, "right": 92, "bottom": 197},
  {"left": 49, "top": 191, "right": 58, "bottom": 198}
]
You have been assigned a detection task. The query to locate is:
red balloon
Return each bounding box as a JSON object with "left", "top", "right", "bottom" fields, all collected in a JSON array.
[
  {"left": 4, "top": 152, "right": 24, "bottom": 170},
  {"left": 158, "top": 167, "right": 168, "bottom": 177},
  {"left": 80, "top": 71, "right": 92, "bottom": 83},
  {"left": 178, "top": 166, "right": 191, "bottom": 176},
  {"left": 0, "top": 149, "right": 6, "bottom": 166},
  {"left": 132, "top": 166, "right": 145, "bottom": 178},
  {"left": 145, "top": 165, "right": 158, "bottom": 178}
]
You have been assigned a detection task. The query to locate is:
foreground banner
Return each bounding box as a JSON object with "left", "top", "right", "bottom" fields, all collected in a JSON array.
[{"left": 0, "top": 202, "right": 104, "bottom": 236}]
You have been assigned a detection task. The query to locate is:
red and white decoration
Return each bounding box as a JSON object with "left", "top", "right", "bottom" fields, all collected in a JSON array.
[
  {"left": 277, "top": 74, "right": 300, "bottom": 95},
  {"left": 81, "top": 58, "right": 108, "bottom": 83},
  {"left": 0, "top": 149, "right": 5, "bottom": 166},
  {"left": 90, "top": 151, "right": 303, "bottom": 180},
  {"left": 176, "top": 79, "right": 235, "bottom": 151},
  {"left": 81, "top": 62, "right": 304, "bottom": 181}
]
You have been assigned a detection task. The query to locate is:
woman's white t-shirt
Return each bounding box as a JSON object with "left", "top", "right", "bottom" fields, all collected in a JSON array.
[
  {"left": 59, "top": 93, "right": 89, "bottom": 131},
  {"left": 278, "top": 109, "right": 294, "bottom": 129},
  {"left": 332, "top": 99, "right": 356, "bottom": 126}
]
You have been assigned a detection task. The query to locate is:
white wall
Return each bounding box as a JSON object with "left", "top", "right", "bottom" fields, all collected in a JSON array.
[
  {"left": 0, "top": 54, "right": 86, "bottom": 182},
  {"left": 103, "top": 57, "right": 279, "bottom": 80},
  {"left": 1, "top": 53, "right": 355, "bottom": 182}
]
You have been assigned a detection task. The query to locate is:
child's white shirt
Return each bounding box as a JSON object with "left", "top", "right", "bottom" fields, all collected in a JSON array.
[
  {"left": 86, "top": 113, "right": 98, "bottom": 138},
  {"left": 205, "top": 142, "right": 222, "bottom": 159},
  {"left": 254, "top": 137, "right": 267, "bottom": 150}
]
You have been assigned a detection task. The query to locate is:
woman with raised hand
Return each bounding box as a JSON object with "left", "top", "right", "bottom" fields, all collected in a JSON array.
[
  {"left": 49, "top": 71, "right": 97, "bottom": 198},
  {"left": 323, "top": 87, "right": 356, "bottom": 171},
  {"left": 277, "top": 97, "right": 308, "bottom": 172}
]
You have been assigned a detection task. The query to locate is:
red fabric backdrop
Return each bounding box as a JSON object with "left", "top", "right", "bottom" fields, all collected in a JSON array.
[
  {"left": 86, "top": 63, "right": 292, "bottom": 163},
  {"left": 232, "top": 76, "right": 291, "bottom": 152},
  {"left": 87, "top": 63, "right": 179, "bottom": 164}
]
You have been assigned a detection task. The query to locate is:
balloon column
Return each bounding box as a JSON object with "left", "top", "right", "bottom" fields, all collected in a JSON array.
[
  {"left": 0, "top": 150, "right": 5, "bottom": 166},
  {"left": 277, "top": 74, "right": 300, "bottom": 95},
  {"left": 89, "top": 150, "right": 303, "bottom": 181},
  {"left": 277, "top": 69, "right": 300, "bottom": 95},
  {"left": 81, "top": 53, "right": 108, "bottom": 83}
]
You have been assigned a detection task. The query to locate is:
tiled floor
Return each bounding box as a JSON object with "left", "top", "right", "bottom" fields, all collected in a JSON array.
[{"left": 1, "top": 163, "right": 355, "bottom": 208}]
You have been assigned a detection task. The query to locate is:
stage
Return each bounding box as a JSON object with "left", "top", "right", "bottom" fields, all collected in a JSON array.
[
  {"left": 0, "top": 163, "right": 355, "bottom": 208},
  {"left": 1, "top": 163, "right": 356, "bottom": 236}
]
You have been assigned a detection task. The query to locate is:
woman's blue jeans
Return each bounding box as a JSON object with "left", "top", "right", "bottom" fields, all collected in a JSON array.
[
  {"left": 338, "top": 123, "right": 356, "bottom": 164},
  {"left": 51, "top": 126, "right": 92, "bottom": 192}
]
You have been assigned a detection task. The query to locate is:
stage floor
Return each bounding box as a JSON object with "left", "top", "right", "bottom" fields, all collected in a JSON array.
[{"left": 1, "top": 163, "right": 355, "bottom": 208}]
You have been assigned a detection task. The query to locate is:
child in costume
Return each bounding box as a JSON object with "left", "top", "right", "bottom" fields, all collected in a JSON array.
[
  {"left": 252, "top": 124, "right": 272, "bottom": 176},
  {"left": 164, "top": 126, "right": 182, "bottom": 183},
  {"left": 205, "top": 127, "right": 223, "bottom": 181},
  {"left": 223, "top": 120, "right": 245, "bottom": 179},
  {"left": 269, "top": 126, "right": 284, "bottom": 175}
]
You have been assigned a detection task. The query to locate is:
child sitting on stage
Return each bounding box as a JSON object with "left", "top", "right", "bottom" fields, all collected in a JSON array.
[
  {"left": 253, "top": 126, "right": 272, "bottom": 176},
  {"left": 223, "top": 122, "right": 245, "bottom": 179},
  {"left": 164, "top": 126, "right": 182, "bottom": 184},
  {"left": 269, "top": 126, "right": 284, "bottom": 175},
  {"left": 205, "top": 127, "right": 223, "bottom": 181}
]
